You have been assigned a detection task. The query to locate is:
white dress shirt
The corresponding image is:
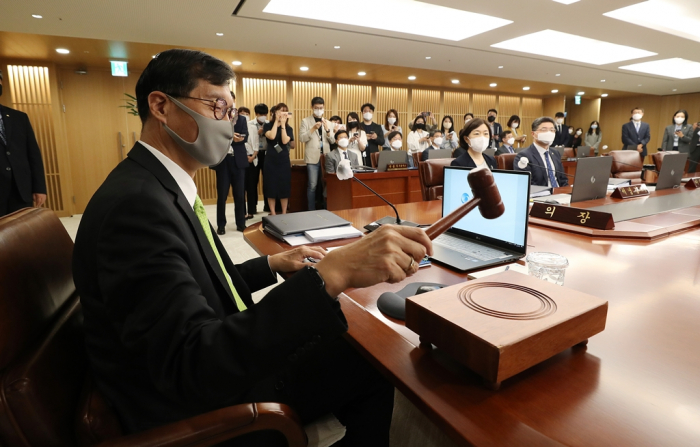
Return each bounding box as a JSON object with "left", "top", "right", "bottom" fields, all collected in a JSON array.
[
  {"left": 140, "top": 140, "right": 197, "bottom": 208},
  {"left": 534, "top": 142, "right": 554, "bottom": 188}
]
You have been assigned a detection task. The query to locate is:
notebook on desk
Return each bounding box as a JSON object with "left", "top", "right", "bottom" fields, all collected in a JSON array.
[
  {"left": 429, "top": 167, "right": 530, "bottom": 272},
  {"left": 262, "top": 210, "right": 351, "bottom": 236}
]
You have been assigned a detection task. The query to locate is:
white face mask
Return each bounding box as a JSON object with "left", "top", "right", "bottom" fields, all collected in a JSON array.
[
  {"left": 468, "top": 136, "right": 490, "bottom": 153},
  {"left": 506, "top": 137, "right": 515, "bottom": 146},
  {"left": 568, "top": 128, "right": 574, "bottom": 134},
  {"left": 536, "top": 131, "right": 556, "bottom": 145},
  {"left": 257, "top": 116, "right": 267, "bottom": 124},
  {"left": 313, "top": 108, "right": 324, "bottom": 117},
  {"left": 433, "top": 137, "right": 444, "bottom": 146},
  {"left": 338, "top": 138, "right": 349, "bottom": 148},
  {"left": 675, "top": 117, "right": 685, "bottom": 125},
  {"left": 465, "top": 118, "right": 472, "bottom": 124},
  {"left": 591, "top": 124, "right": 598, "bottom": 129},
  {"left": 391, "top": 140, "right": 403, "bottom": 150},
  {"left": 511, "top": 123, "right": 519, "bottom": 129},
  {"left": 443, "top": 122, "right": 452, "bottom": 129},
  {"left": 632, "top": 113, "right": 643, "bottom": 121},
  {"left": 387, "top": 117, "right": 396, "bottom": 125},
  {"left": 576, "top": 130, "right": 582, "bottom": 136},
  {"left": 363, "top": 112, "right": 373, "bottom": 121},
  {"left": 556, "top": 118, "right": 564, "bottom": 124}
]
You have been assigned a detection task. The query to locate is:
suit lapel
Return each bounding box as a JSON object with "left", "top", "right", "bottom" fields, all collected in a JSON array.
[
  {"left": 1, "top": 107, "right": 12, "bottom": 144},
  {"left": 128, "top": 143, "right": 238, "bottom": 307}
]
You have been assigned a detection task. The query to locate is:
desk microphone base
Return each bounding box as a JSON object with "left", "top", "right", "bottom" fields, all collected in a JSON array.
[{"left": 364, "top": 216, "right": 420, "bottom": 232}]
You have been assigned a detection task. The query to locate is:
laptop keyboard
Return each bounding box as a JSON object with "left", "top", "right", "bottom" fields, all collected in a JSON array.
[{"left": 433, "top": 234, "right": 512, "bottom": 261}]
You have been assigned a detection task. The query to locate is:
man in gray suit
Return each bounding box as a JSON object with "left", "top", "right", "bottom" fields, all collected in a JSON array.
[
  {"left": 661, "top": 110, "right": 693, "bottom": 153},
  {"left": 300, "top": 96, "right": 335, "bottom": 210},
  {"left": 325, "top": 129, "right": 360, "bottom": 174}
]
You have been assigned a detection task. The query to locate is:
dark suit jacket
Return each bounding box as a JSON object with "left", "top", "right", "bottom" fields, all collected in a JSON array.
[
  {"left": 489, "top": 121, "right": 502, "bottom": 148},
  {"left": 363, "top": 122, "right": 386, "bottom": 158},
  {"left": 513, "top": 144, "right": 569, "bottom": 187},
  {"left": 231, "top": 117, "right": 249, "bottom": 168},
  {"left": 0, "top": 105, "right": 46, "bottom": 202},
  {"left": 450, "top": 151, "right": 498, "bottom": 170},
  {"left": 495, "top": 145, "right": 516, "bottom": 155},
  {"left": 553, "top": 123, "right": 568, "bottom": 147},
  {"left": 622, "top": 121, "right": 651, "bottom": 158},
  {"left": 689, "top": 126, "right": 700, "bottom": 173},
  {"left": 73, "top": 143, "right": 347, "bottom": 434}
]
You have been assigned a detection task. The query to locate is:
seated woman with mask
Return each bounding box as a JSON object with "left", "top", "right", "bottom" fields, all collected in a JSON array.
[{"left": 451, "top": 118, "right": 498, "bottom": 170}]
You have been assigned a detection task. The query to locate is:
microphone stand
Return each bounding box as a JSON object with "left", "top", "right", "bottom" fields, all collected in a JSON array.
[{"left": 351, "top": 177, "right": 419, "bottom": 227}]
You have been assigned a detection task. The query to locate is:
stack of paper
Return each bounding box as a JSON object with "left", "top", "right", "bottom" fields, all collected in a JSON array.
[{"left": 305, "top": 225, "right": 363, "bottom": 242}]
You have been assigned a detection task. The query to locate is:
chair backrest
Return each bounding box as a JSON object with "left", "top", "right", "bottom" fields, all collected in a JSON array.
[
  {"left": 411, "top": 152, "right": 421, "bottom": 168},
  {"left": 610, "top": 150, "right": 643, "bottom": 179},
  {"left": 418, "top": 159, "right": 454, "bottom": 201},
  {"left": 371, "top": 152, "right": 380, "bottom": 168},
  {"left": 652, "top": 151, "right": 679, "bottom": 172},
  {"left": 0, "top": 208, "right": 88, "bottom": 446},
  {"left": 497, "top": 153, "right": 517, "bottom": 170},
  {"left": 563, "top": 147, "right": 575, "bottom": 159}
]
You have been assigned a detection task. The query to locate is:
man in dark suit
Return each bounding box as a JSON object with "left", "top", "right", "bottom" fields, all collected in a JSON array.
[
  {"left": 487, "top": 108, "right": 502, "bottom": 149},
  {"left": 622, "top": 107, "right": 651, "bottom": 159},
  {"left": 689, "top": 122, "right": 700, "bottom": 173},
  {"left": 496, "top": 130, "right": 516, "bottom": 155},
  {"left": 212, "top": 91, "right": 248, "bottom": 234},
  {"left": 0, "top": 69, "right": 47, "bottom": 216},
  {"left": 553, "top": 112, "right": 568, "bottom": 147},
  {"left": 360, "top": 103, "right": 385, "bottom": 166},
  {"left": 72, "top": 49, "right": 432, "bottom": 447},
  {"left": 514, "top": 116, "right": 569, "bottom": 187}
]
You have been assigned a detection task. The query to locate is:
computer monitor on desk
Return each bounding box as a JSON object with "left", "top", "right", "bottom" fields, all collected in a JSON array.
[
  {"left": 570, "top": 156, "right": 613, "bottom": 202},
  {"left": 376, "top": 151, "right": 409, "bottom": 172},
  {"left": 576, "top": 146, "right": 591, "bottom": 158}
]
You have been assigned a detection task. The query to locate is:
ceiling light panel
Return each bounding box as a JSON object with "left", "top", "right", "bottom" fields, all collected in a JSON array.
[
  {"left": 604, "top": 1, "right": 700, "bottom": 44},
  {"left": 263, "top": 0, "right": 512, "bottom": 41},
  {"left": 491, "top": 30, "right": 656, "bottom": 65},
  {"left": 552, "top": 0, "right": 580, "bottom": 4},
  {"left": 619, "top": 58, "right": 700, "bottom": 79}
]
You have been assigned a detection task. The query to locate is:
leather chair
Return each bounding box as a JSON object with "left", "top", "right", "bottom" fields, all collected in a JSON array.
[
  {"left": 371, "top": 152, "right": 380, "bottom": 168},
  {"left": 412, "top": 152, "right": 421, "bottom": 168},
  {"left": 563, "top": 147, "right": 575, "bottom": 159},
  {"left": 497, "top": 153, "right": 517, "bottom": 170},
  {"left": 610, "top": 150, "right": 643, "bottom": 184},
  {"left": 418, "top": 158, "right": 454, "bottom": 201},
  {"left": 0, "top": 208, "right": 307, "bottom": 447}
]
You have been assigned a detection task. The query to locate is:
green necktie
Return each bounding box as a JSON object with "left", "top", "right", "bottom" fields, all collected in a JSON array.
[{"left": 193, "top": 196, "right": 247, "bottom": 312}]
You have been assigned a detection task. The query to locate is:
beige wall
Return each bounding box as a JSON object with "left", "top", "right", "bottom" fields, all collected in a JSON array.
[{"left": 566, "top": 97, "right": 601, "bottom": 135}]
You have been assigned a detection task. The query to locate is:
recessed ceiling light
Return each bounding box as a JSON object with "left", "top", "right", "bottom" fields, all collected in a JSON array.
[
  {"left": 577, "top": 91, "right": 585, "bottom": 95},
  {"left": 56, "top": 48, "right": 70, "bottom": 54},
  {"left": 490, "top": 83, "right": 497, "bottom": 87},
  {"left": 300, "top": 66, "right": 309, "bottom": 71},
  {"left": 552, "top": 0, "right": 580, "bottom": 4},
  {"left": 216, "top": 33, "right": 224, "bottom": 36},
  {"left": 491, "top": 29, "right": 656, "bottom": 65},
  {"left": 425, "top": 56, "right": 431, "bottom": 59},
  {"left": 555, "top": 73, "right": 561, "bottom": 76},
  {"left": 601, "top": 94, "right": 609, "bottom": 97},
  {"left": 673, "top": 89, "right": 678, "bottom": 92},
  {"left": 498, "top": 65, "right": 504, "bottom": 69},
  {"left": 605, "top": 2, "right": 700, "bottom": 44},
  {"left": 451, "top": 79, "right": 460, "bottom": 84},
  {"left": 523, "top": 86, "right": 530, "bottom": 91},
  {"left": 232, "top": 60, "right": 242, "bottom": 66},
  {"left": 638, "top": 84, "right": 642, "bottom": 86},
  {"left": 358, "top": 72, "right": 366, "bottom": 76},
  {"left": 551, "top": 89, "right": 559, "bottom": 93},
  {"left": 408, "top": 76, "right": 416, "bottom": 80},
  {"left": 334, "top": 46, "right": 340, "bottom": 49},
  {"left": 601, "top": 79, "right": 606, "bottom": 82},
  {"left": 31, "top": 14, "right": 42, "bottom": 18},
  {"left": 263, "top": 0, "right": 513, "bottom": 41},
  {"left": 620, "top": 58, "right": 700, "bottom": 79}
]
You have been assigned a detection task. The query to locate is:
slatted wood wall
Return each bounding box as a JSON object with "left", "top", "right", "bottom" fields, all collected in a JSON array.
[
  {"left": 444, "top": 91, "right": 471, "bottom": 127},
  {"left": 412, "top": 89, "right": 441, "bottom": 128},
  {"left": 337, "top": 84, "right": 372, "bottom": 123},
  {"left": 6, "top": 65, "right": 64, "bottom": 213}
]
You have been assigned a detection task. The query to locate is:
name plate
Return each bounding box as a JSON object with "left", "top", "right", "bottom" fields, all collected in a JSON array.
[
  {"left": 685, "top": 178, "right": 700, "bottom": 189},
  {"left": 387, "top": 163, "right": 408, "bottom": 171},
  {"left": 611, "top": 185, "right": 650, "bottom": 199},
  {"left": 530, "top": 202, "right": 614, "bottom": 230}
]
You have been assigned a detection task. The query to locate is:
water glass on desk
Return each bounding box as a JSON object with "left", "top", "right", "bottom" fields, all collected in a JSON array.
[{"left": 526, "top": 252, "right": 569, "bottom": 286}]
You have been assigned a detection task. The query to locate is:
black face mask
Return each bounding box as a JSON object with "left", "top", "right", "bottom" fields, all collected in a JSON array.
[
  {"left": 347, "top": 122, "right": 358, "bottom": 130},
  {"left": 487, "top": 115, "right": 496, "bottom": 123},
  {"left": 414, "top": 122, "right": 425, "bottom": 130}
]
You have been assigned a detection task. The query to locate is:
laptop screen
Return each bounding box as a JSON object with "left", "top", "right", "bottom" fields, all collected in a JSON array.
[{"left": 442, "top": 167, "right": 530, "bottom": 251}]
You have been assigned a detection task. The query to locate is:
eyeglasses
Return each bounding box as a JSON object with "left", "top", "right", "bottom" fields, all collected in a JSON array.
[{"left": 178, "top": 96, "right": 237, "bottom": 122}]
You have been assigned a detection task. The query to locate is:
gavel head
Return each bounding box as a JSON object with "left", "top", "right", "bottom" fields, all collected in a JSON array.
[{"left": 467, "top": 167, "right": 505, "bottom": 219}]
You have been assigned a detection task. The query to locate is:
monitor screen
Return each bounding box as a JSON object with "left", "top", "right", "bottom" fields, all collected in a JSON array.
[{"left": 442, "top": 167, "right": 530, "bottom": 249}]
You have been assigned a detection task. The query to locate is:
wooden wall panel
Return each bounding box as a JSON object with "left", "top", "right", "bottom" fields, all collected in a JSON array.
[
  {"left": 242, "top": 78, "right": 287, "bottom": 116},
  {"left": 6, "top": 65, "right": 65, "bottom": 213},
  {"left": 472, "top": 94, "right": 497, "bottom": 119},
  {"left": 498, "top": 95, "right": 521, "bottom": 126},
  {"left": 291, "top": 81, "right": 332, "bottom": 160},
  {"left": 377, "top": 86, "right": 408, "bottom": 150},
  {"left": 566, "top": 98, "right": 600, "bottom": 136},
  {"left": 412, "top": 89, "right": 441, "bottom": 124},
  {"left": 543, "top": 96, "right": 565, "bottom": 120},
  {"left": 520, "top": 98, "right": 544, "bottom": 147},
  {"left": 444, "top": 91, "right": 471, "bottom": 130},
  {"left": 337, "top": 84, "right": 371, "bottom": 122}
]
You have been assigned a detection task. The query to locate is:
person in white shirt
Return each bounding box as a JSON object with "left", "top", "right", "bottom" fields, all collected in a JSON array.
[
  {"left": 345, "top": 112, "right": 367, "bottom": 164},
  {"left": 407, "top": 115, "right": 430, "bottom": 161},
  {"left": 382, "top": 109, "right": 402, "bottom": 150},
  {"left": 420, "top": 130, "right": 444, "bottom": 161},
  {"left": 439, "top": 116, "right": 459, "bottom": 150}
]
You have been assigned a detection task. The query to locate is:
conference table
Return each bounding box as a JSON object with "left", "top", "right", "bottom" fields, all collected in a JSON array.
[{"left": 243, "top": 188, "right": 700, "bottom": 447}]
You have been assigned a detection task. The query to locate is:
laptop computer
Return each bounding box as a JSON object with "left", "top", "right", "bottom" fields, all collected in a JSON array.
[
  {"left": 376, "top": 151, "right": 409, "bottom": 172},
  {"left": 483, "top": 148, "right": 497, "bottom": 158},
  {"left": 426, "top": 149, "right": 452, "bottom": 159},
  {"left": 576, "top": 146, "right": 591, "bottom": 158},
  {"left": 429, "top": 167, "right": 530, "bottom": 272},
  {"left": 656, "top": 152, "right": 689, "bottom": 190},
  {"left": 570, "top": 156, "right": 613, "bottom": 202}
]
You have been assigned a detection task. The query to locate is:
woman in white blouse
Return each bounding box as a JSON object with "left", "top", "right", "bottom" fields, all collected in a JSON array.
[
  {"left": 345, "top": 112, "right": 368, "bottom": 165},
  {"left": 407, "top": 115, "right": 430, "bottom": 160},
  {"left": 507, "top": 115, "right": 527, "bottom": 148},
  {"left": 439, "top": 115, "right": 459, "bottom": 150}
]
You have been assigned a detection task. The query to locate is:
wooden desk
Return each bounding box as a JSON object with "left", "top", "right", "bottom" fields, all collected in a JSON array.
[
  {"left": 325, "top": 170, "right": 422, "bottom": 211},
  {"left": 244, "top": 201, "right": 700, "bottom": 447},
  {"left": 562, "top": 159, "right": 577, "bottom": 184}
]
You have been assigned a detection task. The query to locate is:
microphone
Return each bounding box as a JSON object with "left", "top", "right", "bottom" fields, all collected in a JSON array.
[
  {"left": 517, "top": 156, "right": 574, "bottom": 181},
  {"left": 336, "top": 159, "right": 419, "bottom": 228}
]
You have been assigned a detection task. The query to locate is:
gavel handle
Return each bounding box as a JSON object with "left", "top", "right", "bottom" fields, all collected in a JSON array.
[{"left": 425, "top": 198, "right": 481, "bottom": 240}]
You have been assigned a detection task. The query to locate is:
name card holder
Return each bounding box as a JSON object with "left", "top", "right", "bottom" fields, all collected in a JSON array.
[
  {"left": 387, "top": 163, "right": 408, "bottom": 171},
  {"left": 685, "top": 178, "right": 700, "bottom": 189},
  {"left": 611, "top": 185, "right": 650, "bottom": 199},
  {"left": 530, "top": 202, "right": 614, "bottom": 230}
]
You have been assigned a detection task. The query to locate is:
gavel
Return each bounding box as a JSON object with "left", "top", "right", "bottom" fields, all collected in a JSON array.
[{"left": 425, "top": 168, "right": 505, "bottom": 240}]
